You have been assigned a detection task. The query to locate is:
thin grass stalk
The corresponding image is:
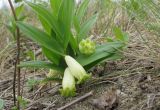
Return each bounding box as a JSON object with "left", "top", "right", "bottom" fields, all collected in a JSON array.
[{"left": 8, "top": 0, "right": 21, "bottom": 109}]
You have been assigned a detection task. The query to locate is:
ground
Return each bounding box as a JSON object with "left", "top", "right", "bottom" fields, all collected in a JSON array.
[{"left": 1, "top": 53, "right": 160, "bottom": 110}]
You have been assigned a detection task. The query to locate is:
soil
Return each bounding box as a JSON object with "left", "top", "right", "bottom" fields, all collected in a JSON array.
[{"left": 1, "top": 55, "right": 160, "bottom": 110}]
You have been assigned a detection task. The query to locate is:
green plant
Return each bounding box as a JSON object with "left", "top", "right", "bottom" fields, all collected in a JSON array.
[
  {"left": 11, "top": 96, "right": 28, "bottom": 110},
  {"left": 0, "top": 98, "right": 4, "bottom": 110},
  {"left": 107, "top": 26, "right": 129, "bottom": 43},
  {"left": 6, "top": 3, "right": 26, "bottom": 40},
  {"left": 122, "top": 0, "right": 160, "bottom": 22},
  {"left": 14, "top": 0, "right": 22, "bottom": 3},
  {"left": 26, "top": 78, "right": 41, "bottom": 91},
  {"left": 17, "top": 0, "right": 127, "bottom": 97},
  {"left": 17, "top": 96, "right": 27, "bottom": 109}
]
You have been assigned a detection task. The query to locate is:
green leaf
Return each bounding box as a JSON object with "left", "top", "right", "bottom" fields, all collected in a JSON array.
[
  {"left": 73, "top": 17, "right": 81, "bottom": 33},
  {"left": 14, "top": 0, "right": 22, "bottom": 3},
  {"left": 113, "top": 27, "right": 124, "bottom": 41},
  {"left": 26, "top": 78, "right": 41, "bottom": 91},
  {"left": 27, "top": 2, "right": 62, "bottom": 40},
  {"left": 76, "top": 42, "right": 124, "bottom": 69},
  {"left": 106, "top": 37, "right": 114, "bottom": 42},
  {"left": 15, "top": 4, "right": 24, "bottom": 17},
  {"left": 107, "top": 53, "right": 122, "bottom": 60},
  {"left": 74, "top": 0, "right": 90, "bottom": 32},
  {"left": 26, "top": 50, "right": 35, "bottom": 60},
  {"left": 0, "top": 98, "right": 4, "bottom": 110},
  {"left": 69, "top": 35, "right": 78, "bottom": 54},
  {"left": 78, "top": 14, "right": 98, "bottom": 42},
  {"left": 18, "top": 61, "right": 64, "bottom": 72},
  {"left": 76, "top": 0, "right": 90, "bottom": 23},
  {"left": 17, "top": 96, "right": 27, "bottom": 109},
  {"left": 41, "top": 77, "right": 62, "bottom": 84},
  {"left": 6, "top": 22, "right": 16, "bottom": 39},
  {"left": 17, "top": 22, "right": 64, "bottom": 56},
  {"left": 113, "top": 26, "right": 129, "bottom": 42},
  {"left": 131, "top": 0, "right": 139, "bottom": 11},
  {"left": 38, "top": 15, "right": 51, "bottom": 34},
  {"left": 84, "top": 53, "right": 116, "bottom": 70},
  {"left": 50, "top": 0, "right": 62, "bottom": 17},
  {"left": 58, "top": 0, "right": 75, "bottom": 49},
  {"left": 18, "top": 15, "right": 26, "bottom": 21},
  {"left": 42, "top": 47, "right": 61, "bottom": 65},
  {"left": 84, "top": 53, "right": 122, "bottom": 70}
]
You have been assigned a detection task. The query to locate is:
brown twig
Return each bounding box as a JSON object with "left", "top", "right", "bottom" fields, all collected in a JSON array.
[
  {"left": 57, "top": 91, "right": 93, "bottom": 110},
  {"left": 13, "top": 59, "right": 17, "bottom": 106},
  {"left": 28, "top": 84, "right": 61, "bottom": 99},
  {"left": 26, "top": 97, "right": 55, "bottom": 110},
  {"left": 21, "top": 71, "right": 26, "bottom": 96},
  {"left": 44, "top": 100, "right": 57, "bottom": 110},
  {"left": 8, "top": 0, "right": 21, "bottom": 108},
  {"left": 33, "top": 85, "right": 45, "bottom": 100}
]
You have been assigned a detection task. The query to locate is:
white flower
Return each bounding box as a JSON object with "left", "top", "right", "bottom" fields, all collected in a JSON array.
[
  {"left": 65, "top": 55, "right": 91, "bottom": 84},
  {"left": 60, "top": 68, "right": 76, "bottom": 97}
]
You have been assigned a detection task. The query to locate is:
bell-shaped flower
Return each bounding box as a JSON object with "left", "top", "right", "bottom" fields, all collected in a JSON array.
[
  {"left": 79, "top": 39, "right": 95, "bottom": 55},
  {"left": 60, "top": 68, "right": 76, "bottom": 97},
  {"left": 65, "top": 55, "right": 91, "bottom": 84}
]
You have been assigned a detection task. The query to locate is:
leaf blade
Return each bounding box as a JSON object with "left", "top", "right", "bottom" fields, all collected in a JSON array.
[
  {"left": 76, "top": 42, "right": 124, "bottom": 68},
  {"left": 58, "top": 0, "right": 75, "bottom": 49},
  {"left": 18, "top": 61, "right": 63, "bottom": 72},
  {"left": 17, "top": 22, "right": 64, "bottom": 56},
  {"left": 50, "top": 0, "right": 62, "bottom": 17},
  {"left": 78, "top": 14, "right": 98, "bottom": 41},
  {"left": 27, "top": 2, "right": 62, "bottom": 39}
]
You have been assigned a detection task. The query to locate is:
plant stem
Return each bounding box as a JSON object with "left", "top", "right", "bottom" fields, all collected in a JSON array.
[
  {"left": 13, "top": 60, "right": 17, "bottom": 106},
  {"left": 8, "top": 0, "right": 21, "bottom": 109}
]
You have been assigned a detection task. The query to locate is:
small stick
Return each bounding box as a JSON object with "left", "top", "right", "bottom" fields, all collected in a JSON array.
[
  {"left": 21, "top": 71, "right": 26, "bottom": 96},
  {"left": 28, "top": 84, "right": 61, "bottom": 99},
  {"left": 0, "top": 86, "right": 12, "bottom": 97},
  {"left": 44, "top": 100, "right": 57, "bottom": 110},
  {"left": 57, "top": 91, "right": 93, "bottom": 110},
  {"left": 26, "top": 97, "right": 55, "bottom": 110},
  {"left": 33, "top": 85, "right": 45, "bottom": 100},
  {"left": 8, "top": 0, "right": 21, "bottom": 108}
]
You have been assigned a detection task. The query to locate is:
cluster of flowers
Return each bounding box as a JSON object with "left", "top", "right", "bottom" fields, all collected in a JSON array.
[{"left": 60, "top": 56, "right": 91, "bottom": 97}]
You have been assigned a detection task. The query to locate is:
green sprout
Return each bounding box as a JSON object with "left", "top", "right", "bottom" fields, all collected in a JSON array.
[
  {"left": 0, "top": 98, "right": 4, "bottom": 110},
  {"left": 26, "top": 78, "right": 40, "bottom": 91}
]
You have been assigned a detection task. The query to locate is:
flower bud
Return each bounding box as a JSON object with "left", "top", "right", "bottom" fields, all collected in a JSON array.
[
  {"left": 60, "top": 68, "right": 76, "bottom": 97},
  {"left": 65, "top": 55, "right": 91, "bottom": 84},
  {"left": 79, "top": 39, "right": 95, "bottom": 55}
]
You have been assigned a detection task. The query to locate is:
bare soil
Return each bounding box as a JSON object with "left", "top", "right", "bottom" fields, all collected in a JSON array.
[{"left": 1, "top": 55, "right": 160, "bottom": 110}]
